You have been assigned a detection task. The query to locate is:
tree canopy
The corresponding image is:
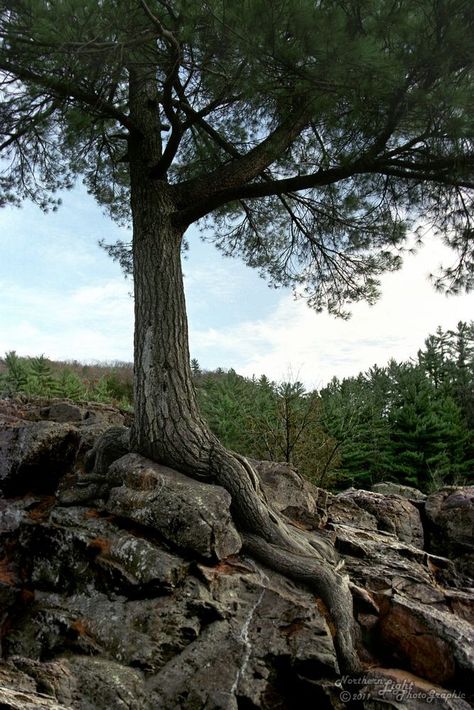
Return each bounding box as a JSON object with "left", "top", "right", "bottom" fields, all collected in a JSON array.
[{"left": 1, "top": 0, "right": 474, "bottom": 314}]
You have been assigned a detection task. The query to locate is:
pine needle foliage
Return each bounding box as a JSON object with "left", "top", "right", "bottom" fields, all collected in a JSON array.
[{"left": 1, "top": 0, "right": 474, "bottom": 313}]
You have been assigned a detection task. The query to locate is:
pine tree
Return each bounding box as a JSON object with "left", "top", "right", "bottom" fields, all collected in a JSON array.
[
  {"left": 57, "top": 369, "right": 88, "bottom": 401},
  {"left": 1, "top": 351, "right": 28, "bottom": 395},
  {"left": 450, "top": 321, "right": 474, "bottom": 429},
  {"left": 190, "top": 358, "right": 201, "bottom": 378},
  {"left": 27, "top": 355, "right": 58, "bottom": 397},
  {"left": 320, "top": 372, "right": 392, "bottom": 489},
  {"left": 388, "top": 364, "right": 468, "bottom": 490},
  {"left": 2, "top": 0, "right": 474, "bottom": 673}
]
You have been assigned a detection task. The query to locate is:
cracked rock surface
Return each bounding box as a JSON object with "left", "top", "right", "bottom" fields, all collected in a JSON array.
[{"left": 0, "top": 400, "right": 473, "bottom": 709}]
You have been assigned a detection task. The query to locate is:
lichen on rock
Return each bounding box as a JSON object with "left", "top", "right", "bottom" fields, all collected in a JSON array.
[{"left": 0, "top": 399, "right": 473, "bottom": 709}]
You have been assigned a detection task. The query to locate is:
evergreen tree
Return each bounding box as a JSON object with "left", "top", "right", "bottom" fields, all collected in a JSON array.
[
  {"left": 450, "top": 321, "right": 474, "bottom": 429},
  {"left": 57, "top": 369, "right": 88, "bottom": 401},
  {"left": 197, "top": 368, "right": 255, "bottom": 454},
  {"left": 418, "top": 330, "right": 452, "bottom": 390},
  {"left": 190, "top": 358, "right": 201, "bottom": 378},
  {"left": 245, "top": 374, "right": 280, "bottom": 461},
  {"left": 2, "top": 0, "right": 474, "bottom": 673},
  {"left": 0, "top": 351, "right": 28, "bottom": 395},
  {"left": 388, "top": 363, "right": 468, "bottom": 489},
  {"left": 319, "top": 372, "right": 392, "bottom": 488},
  {"left": 27, "top": 355, "right": 58, "bottom": 397},
  {"left": 248, "top": 378, "right": 333, "bottom": 480}
]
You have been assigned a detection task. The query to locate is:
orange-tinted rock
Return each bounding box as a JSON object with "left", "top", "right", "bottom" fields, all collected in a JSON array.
[{"left": 378, "top": 599, "right": 456, "bottom": 683}]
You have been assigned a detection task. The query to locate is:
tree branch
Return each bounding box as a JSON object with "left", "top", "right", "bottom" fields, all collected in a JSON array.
[
  {"left": 378, "top": 166, "right": 474, "bottom": 189},
  {"left": 0, "top": 102, "right": 57, "bottom": 152},
  {"left": 174, "top": 102, "right": 313, "bottom": 207},
  {"left": 0, "top": 59, "right": 138, "bottom": 134},
  {"left": 138, "top": 0, "right": 180, "bottom": 53},
  {"left": 175, "top": 163, "right": 359, "bottom": 226},
  {"left": 175, "top": 145, "right": 474, "bottom": 226}
]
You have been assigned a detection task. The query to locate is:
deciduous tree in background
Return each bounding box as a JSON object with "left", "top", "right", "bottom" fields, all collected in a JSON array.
[{"left": 1, "top": 0, "right": 474, "bottom": 672}]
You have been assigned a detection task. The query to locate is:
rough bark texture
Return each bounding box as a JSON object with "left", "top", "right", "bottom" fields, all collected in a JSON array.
[
  {"left": 127, "top": 165, "right": 359, "bottom": 674},
  {"left": 125, "top": 70, "right": 361, "bottom": 675}
]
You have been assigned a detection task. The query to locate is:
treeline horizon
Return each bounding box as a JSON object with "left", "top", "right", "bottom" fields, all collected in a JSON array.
[{"left": 1, "top": 321, "right": 473, "bottom": 493}]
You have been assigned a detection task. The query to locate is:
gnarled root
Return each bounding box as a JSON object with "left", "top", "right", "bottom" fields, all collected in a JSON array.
[
  {"left": 243, "top": 533, "right": 360, "bottom": 675},
  {"left": 208, "top": 444, "right": 361, "bottom": 676},
  {"left": 94, "top": 426, "right": 361, "bottom": 675}
]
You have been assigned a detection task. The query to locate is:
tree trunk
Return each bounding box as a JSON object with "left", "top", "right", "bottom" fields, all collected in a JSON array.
[
  {"left": 127, "top": 102, "right": 360, "bottom": 675},
  {"left": 130, "top": 178, "right": 214, "bottom": 477}
]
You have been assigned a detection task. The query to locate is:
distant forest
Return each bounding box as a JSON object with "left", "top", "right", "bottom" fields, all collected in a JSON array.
[{"left": 1, "top": 321, "right": 473, "bottom": 493}]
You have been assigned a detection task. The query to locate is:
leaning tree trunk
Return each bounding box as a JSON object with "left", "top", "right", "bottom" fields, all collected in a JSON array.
[{"left": 127, "top": 101, "right": 360, "bottom": 675}]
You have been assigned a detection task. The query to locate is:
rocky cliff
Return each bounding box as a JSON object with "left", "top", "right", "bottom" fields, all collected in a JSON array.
[{"left": 0, "top": 399, "right": 473, "bottom": 709}]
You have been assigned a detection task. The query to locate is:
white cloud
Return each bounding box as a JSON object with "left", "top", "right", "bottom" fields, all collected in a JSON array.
[
  {"left": 1, "top": 197, "right": 472, "bottom": 388},
  {"left": 190, "top": 241, "right": 474, "bottom": 388},
  {"left": 0, "top": 280, "right": 133, "bottom": 362}
]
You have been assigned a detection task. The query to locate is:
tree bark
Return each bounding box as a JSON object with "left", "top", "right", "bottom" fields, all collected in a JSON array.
[
  {"left": 127, "top": 72, "right": 360, "bottom": 675},
  {"left": 130, "top": 177, "right": 215, "bottom": 477},
  {"left": 127, "top": 174, "right": 359, "bottom": 675}
]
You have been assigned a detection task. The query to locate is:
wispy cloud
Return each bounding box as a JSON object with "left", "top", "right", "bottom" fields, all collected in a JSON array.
[
  {"left": 1, "top": 191, "right": 473, "bottom": 385},
  {"left": 0, "top": 280, "right": 133, "bottom": 362},
  {"left": 190, "top": 241, "right": 474, "bottom": 388}
]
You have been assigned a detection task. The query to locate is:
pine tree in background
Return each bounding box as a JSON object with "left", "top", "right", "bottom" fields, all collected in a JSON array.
[
  {"left": 1, "top": 351, "right": 28, "bottom": 395},
  {"left": 196, "top": 369, "right": 255, "bottom": 455},
  {"left": 319, "top": 372, "right": 392, "bottom": 489},
  {"left": 450, "top": 322, "right": 474, "bottom": 430},
  {"left": 27, "top": 356, "right": 58, "bottom": 397},
  {"left": 57, "top": 369, "right": 88, "bottom": 401},
  {"left": 388, "top": 363, "right": 468, "bottom": 489}
]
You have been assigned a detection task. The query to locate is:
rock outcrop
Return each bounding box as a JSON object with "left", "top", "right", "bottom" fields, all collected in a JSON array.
[
  {"left": 425, "top": 487, "right": 474, "bottom": 580},
  {"left": 0, "top": 399, "right": 473, "bottom": 709}
]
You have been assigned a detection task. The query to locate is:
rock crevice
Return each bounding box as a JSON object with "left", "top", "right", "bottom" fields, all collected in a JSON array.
[{"left": 0, "top": 401, "right": 473, "bottom": 709}]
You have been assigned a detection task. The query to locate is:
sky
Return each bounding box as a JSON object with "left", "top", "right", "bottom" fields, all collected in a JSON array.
[{"left": 0, "top": 185, "right": 473, "bottom": 390}]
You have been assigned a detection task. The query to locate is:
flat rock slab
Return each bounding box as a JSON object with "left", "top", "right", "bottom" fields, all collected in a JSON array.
[
  {"left": 1, "top": 656, "right": 146, "bottom": 710},
  {"left": 371, "top": 482, "right": 427, "bottom": 502},
  {"left": 105, "top": 454, "right": 242, "bottom": 561},
  {"left": 376, "top": 592, "right": 474, "bottom": 686}
]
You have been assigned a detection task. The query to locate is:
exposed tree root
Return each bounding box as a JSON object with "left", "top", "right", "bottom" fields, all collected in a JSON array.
[
  {"left": 92, "top": 426, "right": 361, "bottom": 675},
  {"left": 208, "top": 444, "right": 361, "bottom": 676},
  {"left": 243, "top": 533, "right": 360, "bottom": 676}
]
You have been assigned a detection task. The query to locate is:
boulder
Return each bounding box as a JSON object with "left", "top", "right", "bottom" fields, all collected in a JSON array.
[
  {"left": 425, "top": 487, "right": 474, "bottom": 579},
  {"left": 40, "top": 402, "right": 83, "bottom": 423},
  {"left": 11, "top": 506, "right": 189, "bottom": 597},
  {"left": 376, "top": 593, "right": 474, "bottom": 685},
  {"left": 104, "top": 453, "right": 242, "bottom": 561},
  {"left": 37, "top": 399, "right": 127, "bottom": 425},
  {"left": 0, "top": 420, "right": 80, "bottom": 495},
  {"left": 254, "top": 459, "right": 328, "bottom": 528},
  {"left": 335, "top": 488, "right": 424, "bottom": 548},
  {"left": 372, "top": 482, "right": 427, "bottom": 502},
  {"left": 327, "top": 495, "right": 379, "bottom": 532},
  {"left": 83, "top": 425, "right": 130, "bottom": 474}
]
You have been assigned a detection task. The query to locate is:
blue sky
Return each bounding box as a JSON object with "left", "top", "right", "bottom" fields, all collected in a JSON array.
[{"left": 1, "top": 185, "right": 473, "bottom": 389}]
